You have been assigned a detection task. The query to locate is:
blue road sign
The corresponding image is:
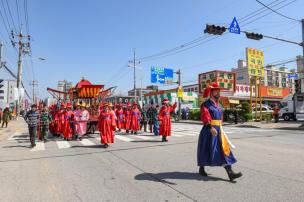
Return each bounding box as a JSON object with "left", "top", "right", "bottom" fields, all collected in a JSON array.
[
  {"left": 288, "top": 74, "right": 298, "bottom": 79},
  {"left": 229, "top": 17, "right": 240, "bottom": 34},
  {"left": 151, "top": 67, "right": 174, "bottom": 84}
]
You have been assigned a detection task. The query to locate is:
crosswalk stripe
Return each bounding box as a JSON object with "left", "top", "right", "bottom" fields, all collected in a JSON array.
[
  {"left": 173, "top": 131, "right": 197, "bottom": 136},
  {"left": 80, "top": 139, "right": 95, "bottom": 146},
  {"left": 56, "top": 141, "right": 71, "bottom": 149},
  {"left": 95, "top": 137, "right": 101, "bottom": 142},
  {"left": 133, "top": 135, "right": 154, "bottom": 140},
  {"left": 171, "top": 134, "right": 184, "bottom": 137},
  {"left": 30, "top": 142, "right": 45, "bottom": 151},
  {"left": 115, "top": 135, "right": 133, "bottom": 142}
]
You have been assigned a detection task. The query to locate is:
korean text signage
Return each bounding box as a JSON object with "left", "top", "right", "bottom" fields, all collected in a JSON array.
[
  {"left": 246, "top": 48, "right": 265, "bottom": 77},
  {"left": 151, "top": 67, "right": 173, "bottom": 84},
  {"left": 267, "top": 87, "right": 283, "bottom": 97},
  {"left": 234, "top": 84, "right": 255, "bottom": 97}
]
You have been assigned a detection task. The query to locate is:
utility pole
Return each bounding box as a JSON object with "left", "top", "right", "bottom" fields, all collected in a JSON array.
[
  {"left": 11, "top": 27, "right": 31, "bottom": 116},
  {"left": 302, "top": 19, "right": 304, "bottom": 64},
  {"left": 30, "top": 80, "right": 38, "bottom": 104},
  {"left": 0, "top": 42, "right": 3, "bottom": 68},
  {"left": 133, "top": 49, "right": 136, "bottom": 101}
]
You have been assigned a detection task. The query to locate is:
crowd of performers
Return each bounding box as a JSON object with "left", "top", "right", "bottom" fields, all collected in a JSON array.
[{"left": 27, "top": 98, "right": 177, "bottom": 148}]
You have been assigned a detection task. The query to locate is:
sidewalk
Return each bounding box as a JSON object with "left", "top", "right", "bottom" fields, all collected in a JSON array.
[
  {"left": 0, "top": 118, "right": 27, "bottom": 141},
  {"left": 173, "top": 119, "right": 304, "bottom": 130}
]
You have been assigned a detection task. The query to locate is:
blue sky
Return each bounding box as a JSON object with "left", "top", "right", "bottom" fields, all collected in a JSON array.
[{"left": 0, "top": 0, "right": 303, "bottom": 98}]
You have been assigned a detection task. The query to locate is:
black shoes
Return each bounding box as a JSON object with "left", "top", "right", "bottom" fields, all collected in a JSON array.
[
  {"left": 199, "top": 166, "right": 208, "bottom": 177},
  {"left": 104, "top": 144, "right": 109, "bottom": 148},
  {"left": 162, "top": 136, "right": 168, "bottom": 142},
  {"left": 224, "top": 165, "right": 243, "bottom": 181}
]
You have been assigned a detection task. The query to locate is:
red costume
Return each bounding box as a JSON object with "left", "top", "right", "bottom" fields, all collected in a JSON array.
[
  {"left": 63, "top": 103, "right": 74, "bottom": 140},
  {"left": 116, "top": 106, "right": 125, "bottom": 130},
  {"left": 98, "top": 105, "right": 116, "bottom": 145},
  {"left": 130, "top": 104, "right": 140, "bottom": 132},
  {"left": 124, "top": 104, "right": 131, "bottom": 132},
  {"left": 158, "top": 99, "right": 177, "bottom": 137}
]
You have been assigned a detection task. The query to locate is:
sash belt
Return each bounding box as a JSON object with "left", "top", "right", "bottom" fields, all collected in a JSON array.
[{"left": 210, "top": 120, "right": 231, "bottom": 157}]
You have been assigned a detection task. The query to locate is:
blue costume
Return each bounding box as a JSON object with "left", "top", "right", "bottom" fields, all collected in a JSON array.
[{"left": 197, "top": 99, "right": 237, "bottom": 166}]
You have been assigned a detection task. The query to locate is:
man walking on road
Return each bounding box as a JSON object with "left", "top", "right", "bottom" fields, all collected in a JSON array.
[
  {"left": 158, "top": 98, "right": 177, "bottom": 142},
  {"left": 198, "top": 83, "right": 242, "bottom": 182},
  {"left": 24, "top": 104, "right": 40, "bottom": 148}
]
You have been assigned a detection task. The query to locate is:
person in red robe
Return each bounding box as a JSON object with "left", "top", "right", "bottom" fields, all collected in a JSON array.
[
  {"left": 130, "top": 103, "right": 140, "bottom": 134},
  {"left": 124, "top": 103, "right": 131, "bottom": 134},
  {"left": 158, "top": 98, "right": 177, "bottom": 142},
  {"left": 98, "top": 103, "right": 116, "bottom": 148},
  {"left": 58, "top": 103, "right": 66, "bottom": 137},
  {"left": 116, "top": 104, "right": 125, "bottom": 132},
  {"left": 63, "top": 103, "right": 74, "bottom": 141}
]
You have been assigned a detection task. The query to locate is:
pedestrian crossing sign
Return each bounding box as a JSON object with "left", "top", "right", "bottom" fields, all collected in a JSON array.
[{"left": 229, "top": 17, "right": 240, "bottom": 34}]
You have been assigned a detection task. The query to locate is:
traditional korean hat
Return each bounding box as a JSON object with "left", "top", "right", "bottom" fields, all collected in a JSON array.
[
  {"left": 203, "top": 82, "right": 221, "bottom": 98},
  {"left": 126, "top": 102, "right": 131, "bottom": 107},
  {"left": 162, "top": 98, "right": 170, "bottom": 104},
  {"left": 108, "top": 103, "right": 113, "bottom": 107},
  {"left": 133, "top": 102, "right": 138, "bottom": 106},
  {"left": 81, "top": 103, "right": 86, "bottom": 108},
  {"left": 61, "top": 102, "right": 66, "bottom": 108}
]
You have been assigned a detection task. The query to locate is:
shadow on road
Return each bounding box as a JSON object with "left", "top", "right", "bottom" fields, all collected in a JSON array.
[
  {"left": 2, "top": 145, "right": 31, "bottom": 149},
  {"left": 134, "top": 172, "right": 231, "bottom": 185},
  {"left": 131, "top": 140, "right": 163, "bottom": 143}
]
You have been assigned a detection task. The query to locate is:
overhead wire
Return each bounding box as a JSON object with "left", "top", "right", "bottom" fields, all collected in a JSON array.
[
  {"left": 256, "top": 0, "right": 300, "bottom": 22},
  {"left": 15, "top": 0, "right": 21, "bottom": 30},
  {"left": 4, "top": 0, "right": 17, "bottom": 32}
]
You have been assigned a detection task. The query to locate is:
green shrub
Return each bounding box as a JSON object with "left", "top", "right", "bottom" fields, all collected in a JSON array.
[
  {"left": 189, "top": 109, "right": 200, "bottom": 120},
  {"left": 242, "top": 101, "right": 250, "bottom": 113},
  {"left": 244, "top": 113, "right": 253, "bottom": 121}
]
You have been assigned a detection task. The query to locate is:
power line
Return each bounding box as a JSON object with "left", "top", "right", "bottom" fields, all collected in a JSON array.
[
  {"left": 0, "top": 0, "right": 13, "bottom": 32},
  {"left": 135, "top": 0, "right": 290, "bottom": 63},
  {"left": 23, "top": 0, "right": 29, "bottom": 34},
  {"left": 15, "top": 0, "right": 21, "bottom": 30},
  {"left": 4, "top": 0, "right": 17, "bottom": 31},
  {"left": 256, "top": 0, "right": 300, "bottom": 22},
  {"left": 241, "top": 0, "right": 299, "bottom": 27}
]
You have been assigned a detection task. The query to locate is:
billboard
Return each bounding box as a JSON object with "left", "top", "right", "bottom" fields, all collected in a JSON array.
[
  {"left": 151, "top": 67, "right": 174, "bottom": 84},
  {"left": 246, "top": 48, "right": 265, "bottom": 77},
  {"left": 198, "top": 70, "right": 235, "bottom": 94}
]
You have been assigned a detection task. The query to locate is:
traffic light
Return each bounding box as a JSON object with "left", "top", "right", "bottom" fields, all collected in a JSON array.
[
  {"left": 0, "top": 79, "right": 4, "bottom": 94},
  {"left": 204, "top": 24, "right": 226, "bottom": 35},
  {"left": 245, "top": 32, "right": 263, "bottom": 40},
  {"left": 295, "top": 79, "right": 301, "bottom": 93}
]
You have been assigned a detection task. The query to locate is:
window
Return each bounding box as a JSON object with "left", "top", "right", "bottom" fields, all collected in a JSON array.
[
  {"left": 227, "top": 74, "right": 232, "bottom": 79},
  {"left": 220, "top": 72, "right": 224, "bottom": 78},
  {"left": 209, "top": 73, "right": 214, "bottom": 79},
  {"left": 220, "top": 82, "right": 225, "bottom": 88}
]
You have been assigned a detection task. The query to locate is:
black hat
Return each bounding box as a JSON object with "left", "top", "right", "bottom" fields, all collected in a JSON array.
[{"left": 31, "top": 104, "right": 37, "bottom": 108}]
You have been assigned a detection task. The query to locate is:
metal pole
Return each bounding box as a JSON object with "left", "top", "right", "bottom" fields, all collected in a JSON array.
[
  {"left": 250, "top": 76, "right": 252, "bottom": 113},
  {"left": 259, "top": 77, "right": 262, "bottom": 121},
  {"left": 16, "top": 31, "right": 23, "bottom": 117},
  {"left": 0, "top": 42, "right": 3, "bottom": 68},
  {"left": 178, "top": 69, "right": 181, "bottom": 119},
  {"left": 255, "top": 76, "right": 258, "bottom": 120},
  {"left": 302, "top": 19, "right": 304, "bottom": 68},
  {"left": 133, "top": 48, "right": 136, "bottom": 101}
]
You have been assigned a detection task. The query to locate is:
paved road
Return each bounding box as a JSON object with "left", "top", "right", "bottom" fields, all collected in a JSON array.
[{"left": 0, "top": 120, "right": 303, "bottom": 202}]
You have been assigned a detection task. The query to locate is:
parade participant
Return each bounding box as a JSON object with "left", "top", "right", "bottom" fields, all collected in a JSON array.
[
  {"left": 53, "top": 105, "right": 61, "bottom": 137},
  {"left": 197, "top": 83, "right": 242, "bottom": 181},
  {"left": 1, "top": 107, "right": 10, "bottom": 128},
  {"left": 98, "top": 103, "right": 116, "bottom": 148},
  {"left": 48, "top": 105, "right": 56, "bottom": 135},
  {"left": 73, "top": 103, "right": 81, "bottom": 139},
  {"left": 58, "top": 103, "right": 66, "bottom": 137},
  {"left": 124, "top": 103, "right": 131, "bottom": 133},
  {"left": 77, "top": 103, "right": 90, "bottom": 140},
  {"left": 153, "top": 105, "right": 160, "bottom": 136},
  {"left": 116, "top": 104, "right": 125, "bottom": 132},
  {"left": 63, "top": 103, "right": 74, "bottom": 141},
  {"left": 158, "top": 98, "right": 177, "bottom": 142},
  {"left": 130, "top": 103, "right": 140, "bottom": 134},
  {"left": 147, "top": 102, "right": 157, "bottom": 133},
  {"left": 40, "top": 105, "right": 52, "bottom": 142},
  {"left": 24, "top": 104, "right": 39, "bottom": 148},
  {"left": 140, "top": 104, "right": 148, "bottom": 132}
]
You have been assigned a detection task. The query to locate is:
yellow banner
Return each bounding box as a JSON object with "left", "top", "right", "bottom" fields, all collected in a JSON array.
[
  {"left": 267, "top": 87, "right": 282, "bottom": 97},
  {"left": 246, "top": 48, "right": 265, "bottom": 77}
]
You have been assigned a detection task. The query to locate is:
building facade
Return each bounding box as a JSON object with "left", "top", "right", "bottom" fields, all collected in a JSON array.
[
  {"left": 0, "top": 80, "right": 17, "bottom": 106},
  {"left": 232, "top": 59, "right": 296, "bottom": 94},
  {"left": 183, "top": 84, "right": 199, "bottom": 93}
]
